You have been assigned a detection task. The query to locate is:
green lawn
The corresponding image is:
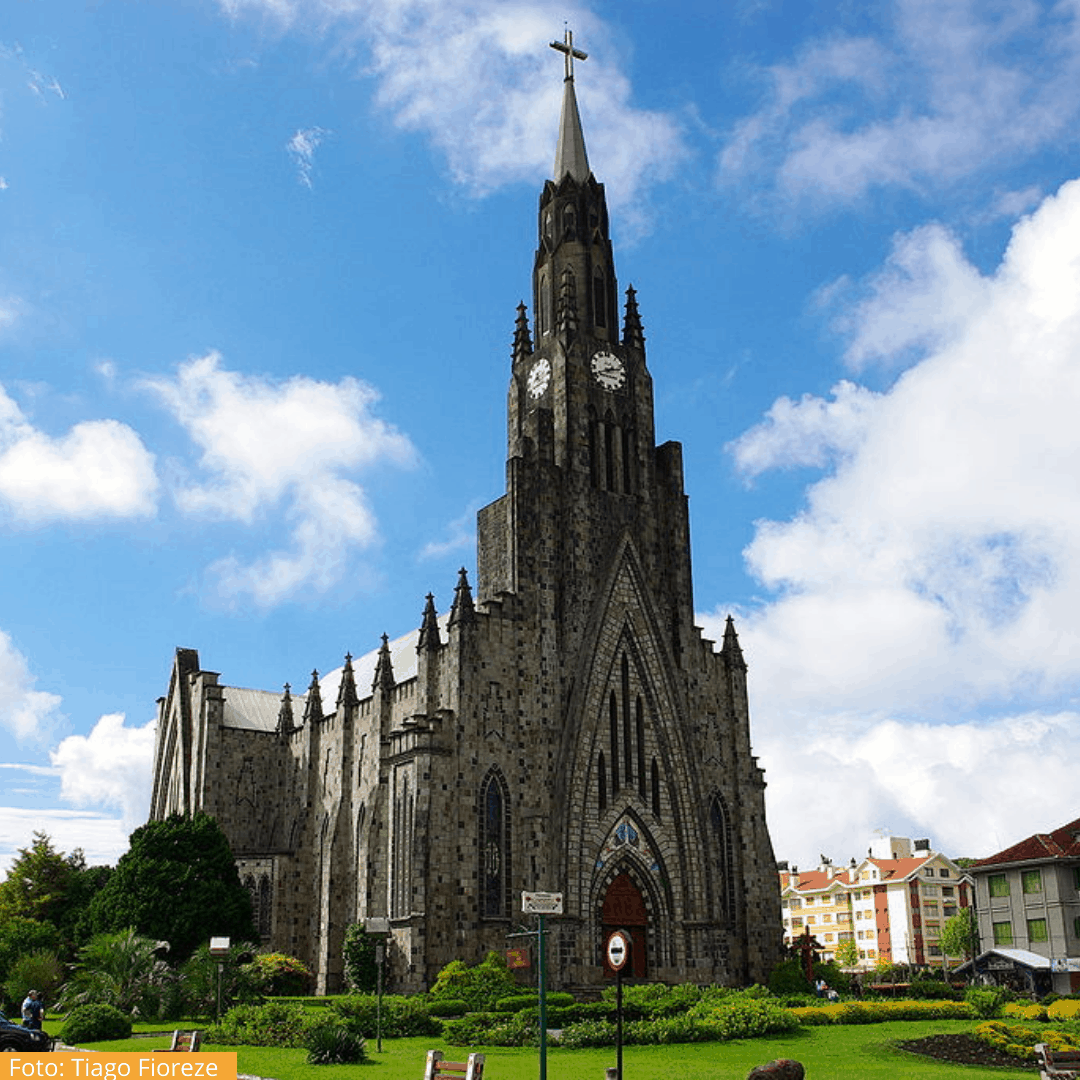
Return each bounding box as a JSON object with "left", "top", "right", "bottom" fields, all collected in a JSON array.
[{"left": 81, "top": 1022, "right": 1032, "bottom": 1080}]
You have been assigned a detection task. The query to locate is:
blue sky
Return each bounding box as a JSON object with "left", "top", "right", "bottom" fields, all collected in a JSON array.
[{"left": 3, "top": 0, "right": 1080, "bottom": 874}]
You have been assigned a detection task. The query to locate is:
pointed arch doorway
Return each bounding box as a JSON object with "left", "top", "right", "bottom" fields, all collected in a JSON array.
[{"left": 601, "top": 872, "right": 647, "bottom": 977}]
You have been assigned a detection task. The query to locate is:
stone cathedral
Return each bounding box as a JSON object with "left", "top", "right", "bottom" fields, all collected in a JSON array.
[{"left": 149, "top": 36, "right": 781, "bottom": 994}]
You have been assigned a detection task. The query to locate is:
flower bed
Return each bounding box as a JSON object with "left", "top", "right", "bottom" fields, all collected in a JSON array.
[
  {"left": 973, "top": 1019, "right": 1080, "bottom": 1061},
  {"left": 790, "top": 1000, "right": 976, "bottom": 1025}
]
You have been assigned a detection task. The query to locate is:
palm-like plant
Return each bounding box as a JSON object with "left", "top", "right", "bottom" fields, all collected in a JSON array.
[{"left": 59, "top": 928, "right": 176, "bottom": 1018}]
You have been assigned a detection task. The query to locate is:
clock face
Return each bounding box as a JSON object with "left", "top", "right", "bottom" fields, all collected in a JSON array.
[
  {"left": 527, "top": 358, "right": 551, "bottom": 398},
  {"left": 591, "top": 350, "right": 626, "bottom": 391}
]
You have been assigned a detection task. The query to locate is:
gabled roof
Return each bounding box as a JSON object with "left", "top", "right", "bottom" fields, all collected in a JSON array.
[
  {"left": 780, "top": 868, "right": 856, "bottom": 894},
  {"left": 973, "top": 816, "right": 1080, "bottom": 868}
]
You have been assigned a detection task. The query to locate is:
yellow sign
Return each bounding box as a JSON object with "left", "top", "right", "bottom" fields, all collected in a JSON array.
[{"left": 4, "top": 1054, "right": 238, "bottom": 1080}]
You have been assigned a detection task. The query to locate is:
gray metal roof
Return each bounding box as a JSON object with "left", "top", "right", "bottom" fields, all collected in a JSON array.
[
  {"left": 219, "top": 612, "right": 451, "bottom": 729},
  {"left": 221, "top": 686, "right": 286, "bottom": 732}
]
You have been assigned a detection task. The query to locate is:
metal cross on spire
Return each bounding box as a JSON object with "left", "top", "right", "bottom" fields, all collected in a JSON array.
[{"left": 549, "top": 27, "right": 587, "bottom": 81}]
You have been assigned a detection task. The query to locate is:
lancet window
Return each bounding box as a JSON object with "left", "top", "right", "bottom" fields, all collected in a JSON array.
[{"left": 480, "top": 769, "right": 510, "bottom": 918}]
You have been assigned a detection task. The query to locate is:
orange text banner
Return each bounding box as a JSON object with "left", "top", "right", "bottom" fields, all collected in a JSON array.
[{"left": 4, "top": 1055, "right": 237, "bottom": 1080}]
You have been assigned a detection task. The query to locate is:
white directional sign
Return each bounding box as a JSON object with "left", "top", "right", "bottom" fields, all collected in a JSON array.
[
  {"left": 606, "top": 930, "right": 630, "bottom": 971},
  {"left": 522, "top": 890, "right": 564, "bottom": 914}
]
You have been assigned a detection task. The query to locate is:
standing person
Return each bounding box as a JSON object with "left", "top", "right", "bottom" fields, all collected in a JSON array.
[{"left": 21, "top": 990, "right": 43, "bottom": 1030}]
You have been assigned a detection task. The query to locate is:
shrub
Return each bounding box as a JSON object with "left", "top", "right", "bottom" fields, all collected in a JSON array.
[
  {"left": 204, "top": 1001, "right": 312, "bottom": 1047},
  {"left": 330, "top": 994, "right": 441, "bottom": 1038},
  {"left": 428, "top": 998, "right": 469, "bottom": 1018},
  {"left": 790, "top": 999, "right": 975, "bottom": 1025},
  {"left": 974, "top": 1019, "right": 1080, "bottom": 1060},
  {"left": 496, "top": 991, "right": 576, "bottom": 1013},
  {"left": 558, "top": 1019, "right": 617, "bottom": 1049},
  {"left": 1049, "top": 999, "right": 1080, "bottom": 1021},
  {"left": 966, "top": 985, "right": 1007, "bottom": 1019},
  {"left": 60, "top": 1004, "right": 133, "bottom": 1044},
  {"left": 909, "top": 979, "right": 962, "bottom": 1000},
  {"left": 443, "top": 1010, "right": 538, "bottom": 1047},
  {"left": 429, "top": 953, "right": 518, "bottom": 1010},
  {"left": 1003, "top": 1002, "right": 1046, "bottom": 1021},
  {"left": 245, "top": 953, "right": 311, "bottom": 997},
  {"left": 3, "top": 950, "right": 65, "bottom": 1015},
  {"left": 304, "top": 1018, "right": 368, "bottom": 1064}
]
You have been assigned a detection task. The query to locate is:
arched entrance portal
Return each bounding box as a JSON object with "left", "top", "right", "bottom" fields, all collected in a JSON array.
[{"left": 602, "top": 872, "right": 647, "bottom": 977}]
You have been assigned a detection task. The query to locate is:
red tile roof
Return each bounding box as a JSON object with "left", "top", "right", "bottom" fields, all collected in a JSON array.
[{"left": 973, "top": 816, "right": 1080, "bottom": 868}]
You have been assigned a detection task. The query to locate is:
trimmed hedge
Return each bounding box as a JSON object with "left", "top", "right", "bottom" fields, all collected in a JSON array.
[{"left": 204, "top": 1002, "right": 312, "bottom": 1047}]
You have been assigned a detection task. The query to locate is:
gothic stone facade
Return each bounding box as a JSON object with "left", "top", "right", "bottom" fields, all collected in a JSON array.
[{"left": 149, "top": 68, "right": 782, "bottom": 994}]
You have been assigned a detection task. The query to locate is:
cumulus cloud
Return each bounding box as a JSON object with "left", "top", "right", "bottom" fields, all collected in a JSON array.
[
  {"left": 721, "top": 0, "right": 1080, "bottom": 209},
  {"left": 51, "top": 712, "right": 156, "bottom": 831},
  {"left": 0, "top": 807, "right": 130, "bottom": 871},
  {"left": 146, "top": 352, "right": 415, "bottom": 607},
  {"left": 0, "top": 630, "right": 63, "bottom": 745},
  {"left": 217, "top": 0, "right": 686, "bottom": 218},
  {"left": 712, "top": 176, "right": 1080, "bottom": 866},
  {"left": 0, "top": 385, "right": 158, "bottom": 523}
]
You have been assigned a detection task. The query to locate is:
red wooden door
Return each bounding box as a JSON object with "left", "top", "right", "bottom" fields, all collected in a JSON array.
[{"left": 602, "top": 872, "right": 647, "bottom": 977}]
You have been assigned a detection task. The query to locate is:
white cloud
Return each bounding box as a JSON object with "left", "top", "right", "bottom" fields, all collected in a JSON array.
[
  {"left": 714, "top": 175, "right": 1080, "bottom": 866},
  {"left": 728, "top": 380, "right": 882, "bottom": 477},
  {"left": 286, "top": 126, "right": 330, "bottom": 188},
  {"left": 0, "top": 807, "right": 130, "bottom": 872},
  {"left": 0, "top": 384, "right": 159, "bottom": 523},
  {"left": 0, "top": 630, "right": 63, "bottom": 745},
  {"left": 146, "top": 352, "right": 415, "bottom": 607},
  {"left": 420, "top": 504, "right": 479, "bottom": 560},
  {"left": 721, "top": 0, "right": 1080, "bottom": 209},
  {"left": 51, "top": 713, "right": 156, "bottom": 832},
  {"left": 216, "top": 0, "right": 686, "bottom": 218}
]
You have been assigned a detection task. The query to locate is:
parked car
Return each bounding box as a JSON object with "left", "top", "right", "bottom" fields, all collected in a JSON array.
[{"left": 0, "top": 1013, "right": 53, "bottom": 1052}]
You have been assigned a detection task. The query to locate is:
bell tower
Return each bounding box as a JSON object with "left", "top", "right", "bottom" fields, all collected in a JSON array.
[{"left": 484, "top": 30, "right": 694, "bottom": 656}]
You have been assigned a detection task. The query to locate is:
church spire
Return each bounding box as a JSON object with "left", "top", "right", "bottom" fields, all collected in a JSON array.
[
  {"left": 336, "top": 652, "right": 359, "bottom": 710},
  {"left": 721, "top": 615, "right": 747, "bottom": 672},
  {"left": 623, "top": 284, "right": 645, "bottom": 350},
  {"left": 512, "top": 301, "right": 533, "bottom": 362},
  {"left": 550, "top": 29, "right": 590, "bottom": 183},
  {"left": 276, "top": 682, "right": 295, "bottom": 737},
  {"left": 418, "top": 592, "right": 441, "bottom": 651},
  {"left": 373, "top": 633, "right": 396, "bottom": 692},
  {"left": 449, "top": 566, "right": 476, "bottom": 627},
  {"left": 302, "top": 669, "right": 324, "bottom": 724}
]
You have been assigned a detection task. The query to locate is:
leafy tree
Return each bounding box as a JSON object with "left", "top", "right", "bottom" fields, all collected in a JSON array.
[
  {"left": 834, "top": 938, "right": 860, "bottom": 969},
  {"left": 941, "top": 907, "right": 979, "bottom": 962},
  {"left": 85, "top": 812, "right": 255, "bottom": 961},
  {"left": 2, "top": 949, "right": 64, "bottom": 1015},
  {"left": 0, "top": 833, "right": 90, "bottom": 934},
  {"left": 0, "top": 917, "right": 62, "bottom": 987}
]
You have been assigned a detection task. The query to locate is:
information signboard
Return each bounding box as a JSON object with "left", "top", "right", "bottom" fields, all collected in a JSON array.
[{"left": 522, "top": 890, "right": 564, "bottom": 914}]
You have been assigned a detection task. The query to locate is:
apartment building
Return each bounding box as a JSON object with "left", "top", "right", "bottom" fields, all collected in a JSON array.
[
  {"left": 967, "top": 816, "right": 1080, "bottom": 994},
  {"left": 780, "top": 836, "right": 971, "bottom": 969}
]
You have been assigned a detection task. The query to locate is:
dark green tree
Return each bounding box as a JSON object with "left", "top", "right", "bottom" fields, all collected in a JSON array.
[{"left": 85, "top": 812, "right": 255, "bottom": 962}]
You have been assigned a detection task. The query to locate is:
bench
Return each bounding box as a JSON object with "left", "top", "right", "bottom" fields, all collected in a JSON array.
[
  {"left": 153, "top": 1031, "right": 201, "bottom": 1052},
  {"left": 423, "top": 1049, "right": 485, "bottom": 1080},
  {"left": 1035, "top": 1044, "right": 1080, "bottom": 1080}
]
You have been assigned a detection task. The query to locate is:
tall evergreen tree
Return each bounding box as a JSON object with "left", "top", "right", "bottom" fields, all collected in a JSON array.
[{"left": 86, "top": 812, "right": 255, "bottom": 962}]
